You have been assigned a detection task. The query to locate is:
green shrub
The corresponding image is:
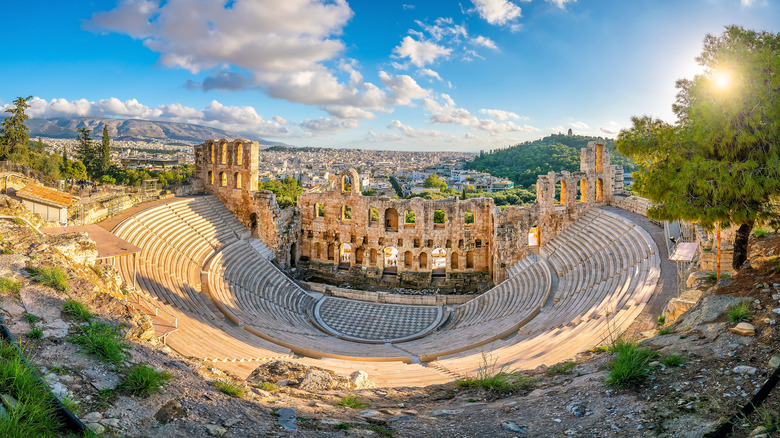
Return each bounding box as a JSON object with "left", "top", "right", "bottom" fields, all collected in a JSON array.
[
  {"left": 657, "top": 315, "right": 666, "bottom": 325},
  {"left": 27, "top": 266, "right": 68, "bottom": 292},
  {"left": 657, "top": 326, "right": 673, "bottom": 336},
  {"left": 334, "top": 422, "right": 351, "bottom": 430},
  {"left": 0, "top": 340, "right": 64, "bottom": 437},
  {"left": 0, "top": 278, "right": 22, "bottom": 293},
  {"left": 546, "top": 361, "right": 576, "bottom": 375},
  {"left": 212, "top": 379, "right": 244, "bottom": 398},
  {"left": 456, "top": 354, "right": 534, "bottom": 394},
  {"left": 255, "top": 382, "right": 278, "bottom": 392},
  {"left": 26, "top": 328, "right": 43, "bottom": 339},
  {"left": 727, "top": 301, "right": 751, "bottom": 324},
  {"left": 69, "top": 322, "right": 128, "bottom": 364},
  {"left": 368, "top": 425, "right": 394, "bottom": 437},
  {"left": 605, "top": 339, "right": 657, "bottom": 387},
  {"left": 24, "top": 313, "right": 38, "bottom": 324},
  {"left": 337, "top": 394, "right": 369, "bottom": 409},
  {"left": 754, "top": 229, "right": 768, "bottom": 238},
  {"left": 118, "top": 365, "right": 172, "bottom": 397},
  {"left": 660, "top": 353, "right": 685, "bottom": 367},
  {"left": 1, "top": 248, "right": 12, "bottom": 255},
  {"left": 62, "top": 299, "right": 94, "bottom": 323}
]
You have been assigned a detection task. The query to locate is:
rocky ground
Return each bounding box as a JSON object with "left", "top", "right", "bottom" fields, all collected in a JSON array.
[{"left": 0, "top": 196, "right": 778, "bottom": 437}]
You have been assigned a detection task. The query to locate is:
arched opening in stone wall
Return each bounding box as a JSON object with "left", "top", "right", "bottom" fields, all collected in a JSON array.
[
  {"left": 404, "top": 251, "right": 413, "bottom": 268},
  {"left": 221, "top": 142, "right": 227, "bottom": 165},
  {"left": 339, "top": 243, "right": 352, "bottom": 268},
  {"left": 327, "top": 243, "right": 335, "bottom": 261},
  {"left": 555, "top": 180, "right": 565, "bottom": 205},
  {"left": 315, "top": 203, "right": 324, "bottom": 218},
  {"left": 301, "top": 241, "right": 310, "bottom": 261},
  {"left": 234, "top": 173, "right": 242, "bottom": 189},
  {"left": 404, "top": 209, "right": 415, "bottom": 228},
  {"left": 385, "top": 208, "right": 398, "bottom": 231},
  {"left": 355, "top": 247, "right": 364, "bottom": 265},
  {"left": 466, "top": 251, "right": 474, "bottom": 269},
  {"left": 341, "top": 205, "right": 352, "bottom": 220},
  {"left": 342, "top": 175, "right": 352, "bottom": 193},
  {"left": 475, "top": 238, "right": 482, "bottom": 248},
  {"left": 220, "top": 172, "right": 227, "bottom": 187},
  {"left": 369, "top": 207, "right": 379, "bottom": 225},
  {"left": 236, "top": 144, "right": 243, "bottom": 165},
  {"left": 383, "top": 247, "right": 398, "bottom": 274},
  {"left": 451, "top": 252, "right": 459, "bottom": 269},
  {"left": 446, "top": 239, "right": 452, "bottom": 248},
  {"left": 464, "top": 209, "right": 475, "bottom": 227},
  {"left": 596, "top": 178, "right": 604, "bottom": 202},
  {"left": 596, "top": 144, "right": 604, "bottom": 174},
  {"left": 210, "top": 143, "right": 215, "bottom": 163},
  {"left": 578, "top": 179, "right": 588, "bottom": 203},
  {"left": 419, "top": 252, "right": 428, "bottom": 269},
  {"left": 528, "top": 226, "right": 540, "bottom": 247},
  {"left": 207, "top": 171, "right": 213, "bottom": 185},
  {"left": 434, "top": 210, "right": 445, "bottom": 229},
  {"left": 370, "top": 248, "right": 378, "bottom": 266},
  {"left": 315, "top": 242, "right": 322, "bottom": 259},
  {"left": 249, "top": 212, "right": 258, "bottom": 234},
  {"left": 432, "top": 248, "right": 446, "bottom": 276},
  {"left": 289, "top": 243, "right": 296, "bottom": 267}
]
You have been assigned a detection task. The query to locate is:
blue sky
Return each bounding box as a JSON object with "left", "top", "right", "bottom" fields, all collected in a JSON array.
[{"left": 1, "top": 0, "right": 777, "bottom": 151}]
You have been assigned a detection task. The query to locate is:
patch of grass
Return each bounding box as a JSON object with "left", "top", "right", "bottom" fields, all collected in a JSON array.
[
  {"left": 255, "top": 382, "right": 278, "bottom": 392},
  {"left": 26, "top": 328, "right": 43, "bottom": 339},
  {"left": 657, "top": 326, "right": 674, "bottom": 336},
  {"left": 334, "top": 422, "right": 351, "bottom": 430},
  {"left": 754, "top": 229, "right": 768, "bottom": 238},
  {"left": 62, "top": 299, "right": 94, "bottom": 323},
  {"left": 69, "top": 321, "right": 129, "bottom": 364},
  {"left": 727, "top": 301, "right": 752, "bottom": 324},
  {"left": 337, "top": 394, "right": 369, "bottom": 409},
  {"left": 212, "top": 379, "right": 244, "bottom": 398},
  {"left": 95, "top": 388, "right": 115, "bottom": 410},
  {"left": 0, "top": 277, "right": 22, "bottom": 293},
  {"left": 24, "top": 313, "right": 38, "bottom": 324},
  {"left": 657, "top": 315, "right": 666, "bottom": 325},
  {"left": 13, "top": 217, "right": 22, "bottom": 225},
  {"left": 660, "top": 353, "right": 685, "bottom": 368},
  {"left": 605, "top": 338, "right": 658, "bottom": 387},
  {"left": 368, "top": 425, "right": 394, "bottom": 437},
  {"left": 0, "top": 339, "right": 64, "bottom": 437},
  {"left": 546, "top": 361, "right": 576, "bottom": 375},
  {"left": 118, "top": 364, "right": 173, "bottom": 397},
  {"left": 60, "top": 395, "right": 82, "bottom": 415},
  {"left": 26, "top": 266, "right": 69, "bottom": 292},
  {"left": 757, "top": 405, "right": 780, "bottom": 436},
  {"left": 455, "top": 353, "right": 535, "bottom": 394},
  {"left": 49, "top": 365, "right": 68, "bottom": 375},
  {"left": 1, "top": 248, "right": 12, "bottom": 255}
]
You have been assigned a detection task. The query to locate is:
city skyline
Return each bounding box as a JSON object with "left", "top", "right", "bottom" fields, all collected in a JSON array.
[{"left": 1, "top": 0, "right": 777, "bottom": 151}]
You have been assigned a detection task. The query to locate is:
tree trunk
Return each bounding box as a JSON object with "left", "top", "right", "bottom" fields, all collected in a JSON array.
[{"left": 732, "top": 220, "right": 754, "bottom": 270}]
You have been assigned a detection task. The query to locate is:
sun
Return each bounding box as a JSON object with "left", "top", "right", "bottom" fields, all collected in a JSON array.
[{"left": 712, "top": 70, "right": 732, "bottom": 90}]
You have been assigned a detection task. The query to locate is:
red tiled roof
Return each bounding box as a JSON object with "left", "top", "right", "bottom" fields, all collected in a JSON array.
[{"left": 16, "top": 185, "right": 74, "bottom": 208}]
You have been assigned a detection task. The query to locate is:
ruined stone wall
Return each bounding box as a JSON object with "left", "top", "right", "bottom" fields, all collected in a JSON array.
[{"left": 610, "top": 194, "right": 653, "bottom": 217}]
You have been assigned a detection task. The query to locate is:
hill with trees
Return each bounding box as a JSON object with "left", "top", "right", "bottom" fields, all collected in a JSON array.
[{"left": 466, "top": 134, "right": 636, "bottom": 188}]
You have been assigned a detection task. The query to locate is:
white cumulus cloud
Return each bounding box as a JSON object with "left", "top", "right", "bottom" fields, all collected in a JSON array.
[
  {"left": 470, "top": 0, "right": 523, "bottom": 27},
  {"left": 393, "top": 36, "right": 452, "bottom": 67},
  {"left": 547, "top": 0, "right": 577, "bottom": 9}
]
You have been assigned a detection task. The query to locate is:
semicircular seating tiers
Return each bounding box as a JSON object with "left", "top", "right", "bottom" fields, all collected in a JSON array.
[{"left": 113, "top": 196, "right": 660, "bottom": 387}]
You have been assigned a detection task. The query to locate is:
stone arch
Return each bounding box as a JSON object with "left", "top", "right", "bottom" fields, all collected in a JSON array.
[
  {"left": 578, "top": 179, "right": 588, "bottom": 203},
  {"left": 446, "top": 239, "right": 452, "bottom": 248},
  {"left": 596, "top": 178, "right": 604, "bottom": 202},
  {"left": 221, "top": 141, "right": 227, "bottom": 165},
  {"left": 339, "top": 243, "right": 351, "bottom": 267},
  {"left": 289, "top": 243, "right": 296, "bottom": 267},
  {"left": 434, "top": 209, "right": 445, "bottom": 228},
  {"left": 464, "top": 209, "right": 475, "bottom": 227},
  {"left": 341, "top": 205, "right": 352, "bottom": 220},
  {"left": 220, "top": 172, "right": 227, "bottom": 187},
  {"left": 249, "top": 212, "right": 258, "bottom": 233},
  {"left": 451, "top": 251, "right": 459, "bottom": 269},
  {"left": 370, "top": 248, "right": 378, "bottom": 266},
  {"left": 475, "top": 238, "right": 482, "bottom": 248},
  {"left": 403, "top": 250, "right": 413, "bottom": 268},
  {"left": 466, "top": 251, "right": 474, "bottom": 269},
  {"left": 355, "top": 247, "right": 364, "bottom": 265},
  {"left": 384, "top": 247, "right": 398, "bottom": 274},
  {"left": 419, "top": 251, "right": 428, "bottom": 269},
  {"left": 341, "top": 175, "right": 352, "bottom": 193},
  {"left": 315, "top": 242, "right": 322, "bottom": 259},
  {"left": 385, "top": 208, "right": 398, "bottom": 231},
  {"left": 327, "top": 243, "right": 335, "bottom": 261},
  {"left": 315, "top": 203, "right": 324, "bottom": 218},
  {"left": 236, "top": 143, "right": 243, "bottom": 165},
  {"left": 368, "top": 207, "right": 380, "bottom": 224},
  {"left": 207, "top": 171, "right": 213, "bottom": 185},
  {"left": 432, "top": 248, "right": 446, "bottom": 276},
  {"left": 555, "top": 180, "right": 565, "bottom": 205},
  {"left": 404, "top": 209, "right": 415, "bottom": 227},
  {"left": 528, "top": 225, "right": 540, "bottom": 247},
  {"left": 596, "top": 143, "right": 604, "bottom": 173},
  {"left": 209, "top": 142, "right": 215, "bottom": 163},
  {"left": 234, "top": 172, "right": 242, "bottom": 189}
]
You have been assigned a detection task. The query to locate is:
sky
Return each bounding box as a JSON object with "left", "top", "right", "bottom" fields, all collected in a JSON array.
[{"left": 1, "top": 0, "right": 777, "bottom": 151}]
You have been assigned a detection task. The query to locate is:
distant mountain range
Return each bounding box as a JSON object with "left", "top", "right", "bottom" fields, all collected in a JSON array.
[{"left": 24, "top": 117, "right": 285, "bottom": 145}]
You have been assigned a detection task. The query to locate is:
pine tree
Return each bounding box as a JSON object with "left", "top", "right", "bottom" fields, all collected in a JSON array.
[
  {"left": 616, "top": 26, "right": 780, "bottom": 269},
  {"left": 75, "top": 128, "right": 96, "bottom": 178},
  {"left": 0, "top": 96, "right": 32, "bottom": 161},
  {"left": 99, "top": 124, "right": 111, "bottom": 175}
]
